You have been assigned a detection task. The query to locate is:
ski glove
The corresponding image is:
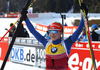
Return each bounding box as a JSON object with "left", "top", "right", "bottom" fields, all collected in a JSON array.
[
  {"left": 80, "top": 2, "right": 88, "bottom": 17},
  {"left": 21, "top": 7, "right": 28, "bottom": 21}
]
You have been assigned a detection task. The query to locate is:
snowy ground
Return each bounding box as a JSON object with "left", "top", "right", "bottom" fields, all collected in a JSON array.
[
  {"left": 0, "top": 60, "right": 45, "bottom": 70},
  {"left": 0, "top": 13, "right": 100, "bottom": 70},
  {"left": 0, "top": 13, "right": 100, "bottom": 37}
]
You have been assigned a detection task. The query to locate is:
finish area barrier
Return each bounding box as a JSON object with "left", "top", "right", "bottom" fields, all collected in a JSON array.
[
  {"left": 0, "top": 37, "right": 9, "bottom": 61},
  {"left": 7, "top": 38, "right": 100, "bottom": 70}
]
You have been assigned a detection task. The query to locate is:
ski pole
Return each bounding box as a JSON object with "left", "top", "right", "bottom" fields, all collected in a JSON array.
[
  {"left": 0, "top": 20, "right": 18, "bottom": 41},
  {"left": 78, "top": 0, "right": 97, "bottom": 70},
  {"left": 0, "top": 0, "right": 32, "bottom": 70},
  {"left": 0, "top": 0, "right": 36, "bottom": 42}
]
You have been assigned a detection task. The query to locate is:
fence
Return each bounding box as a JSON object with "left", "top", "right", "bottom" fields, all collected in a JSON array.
[{"left": 1, "top": 37, "right": 99, "bottom": 70}]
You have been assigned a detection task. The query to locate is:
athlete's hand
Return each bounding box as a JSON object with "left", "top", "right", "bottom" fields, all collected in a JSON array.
[{"left": 5, "top": 28, "right": 8, "bottom": 30}]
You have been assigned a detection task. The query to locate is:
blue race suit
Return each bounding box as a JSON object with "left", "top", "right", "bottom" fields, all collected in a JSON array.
[{"left": 25, "top": 17, "right": 84, "bottom": 70}]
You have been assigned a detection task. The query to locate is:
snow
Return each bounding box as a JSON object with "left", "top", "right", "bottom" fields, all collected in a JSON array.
[
  {"left": 0, "top": 13, "right": 100, "bottom": 38},
  {"left": 67, "top": 6, "right": 74, "bottom": 13},
  {"left": 0, "top": 60, "right": 45, "bottom": 70},
  {"left": 0, "top": 13, "right": 100, "bottom": 37},
  {"left": 0, "top": 13, "right": 100, "bottom": 70}
]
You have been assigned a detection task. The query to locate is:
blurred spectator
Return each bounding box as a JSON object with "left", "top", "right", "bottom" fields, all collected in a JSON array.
[
  {"left": 5, "top": 23, "right": 16, "bottom": 37},
  {"left": 77, "top": 27, "right": 92, "bottom": 42},
  {"left": 98, "top": 24, "right": 100, "bottom": 27},
  {"left": 95, "top": 29, "right": 100, "bottom": 41},
  {"left": 5, "top": 23, "right": 29, "bottom": 37},
  {"left": 64, "top": 23, "right": 67, "bottom": 26},
  {"left": 23, "top": 28, "right": 29, "bottom": 37},
  {"left": 16, "top": 23, "right": 29, "bottom": 38},
  {"left": 1, "top": 11, "right": 4, "bottom": 15},
  {"left": 44, "top": 25, "right": 51, "bottom": 40},
  {"left": 91, "top": 24, "right": 100, "bottom": 41},
  {"left": 77, "top": 27, "right": 88, "bottom": 42},
  {"left": 0, "top": 11, "right": 4, "bottom": 15}
]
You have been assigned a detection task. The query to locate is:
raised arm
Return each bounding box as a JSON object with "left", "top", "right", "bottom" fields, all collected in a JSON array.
[
  {"left": 25, "top": 18, "right": 48, "bottom": 47},
  {"left": 71, "top": 17, "right": 84, "bottom": 42},
  {"left": 64, "top": 17, "right": 84, "bottom": 55}
]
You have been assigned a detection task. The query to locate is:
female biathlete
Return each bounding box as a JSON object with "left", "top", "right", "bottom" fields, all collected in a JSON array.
[{"left": 21, "top": 3, "right": 87, "bottom": 70}]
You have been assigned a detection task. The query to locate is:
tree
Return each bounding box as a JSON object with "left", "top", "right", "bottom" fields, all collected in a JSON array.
[
  {"left": 55, "top": 0, "right": 68, "bottom": 13},
  {"left": 45, "top": 0, "right": 56, "bottom": 12},
  {"left": 9, "top": 0, "right": 27, "bottom": 12},
  {"left": 73, "top": 0, "right": 79, "bottom": 13},
  {"left": 33, "top": 0, "right": 46, "bottom": 12},
  {"left": 1, "top": 0, "right": 100, "bottom": 13},
  {"left": 0, "top": 0, "right": 7, "bottom": 12}
]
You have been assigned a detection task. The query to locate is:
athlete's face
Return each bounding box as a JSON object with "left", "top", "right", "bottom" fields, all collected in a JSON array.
[{"left": 49, "top": 30, "right": 62, "bottom": 41}]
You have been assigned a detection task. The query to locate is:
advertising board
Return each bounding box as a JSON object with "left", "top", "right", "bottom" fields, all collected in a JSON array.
[
  {"left": 36, "top": 23, "right": 78, "bottom": 34},
  {"left": 68, "top": 42, "right": 100, "bottom": 70},
  {"left": 0, "top": 37, "right": 9, "bottom": 61},
  {"left": 9, "top": 38, "right": 100, "bottom": 70},
  {"left": 10, "top": 45, "right": 36, "bottom": 66}
]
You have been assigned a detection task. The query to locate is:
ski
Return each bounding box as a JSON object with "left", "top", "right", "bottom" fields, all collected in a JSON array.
[
  {"left": 0, "top": 0, "right": 32, "bottom": 70},
  {"left": 78, "top": 0, "right": 97, "bottom": 70}
]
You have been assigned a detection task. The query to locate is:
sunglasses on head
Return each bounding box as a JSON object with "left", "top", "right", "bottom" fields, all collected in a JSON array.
[{"left": 49, "top": 30, "right": 61, "bottom": 33}]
